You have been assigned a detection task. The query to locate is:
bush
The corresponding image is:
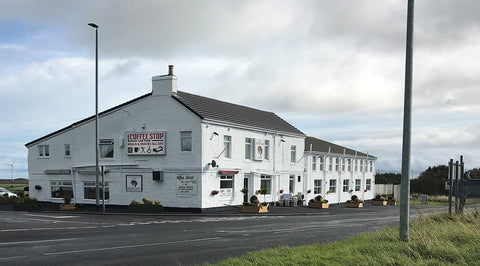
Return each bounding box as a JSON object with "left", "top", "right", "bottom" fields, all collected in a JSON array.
[
  {"left": 0, "top": 195, "right": 19, "bottom": 204},
  {"left": 128, "top": 203, "right": 164, "bottom": 213},
  {"left": 13, "top": 198, "right": 40, "bottom": 211}
]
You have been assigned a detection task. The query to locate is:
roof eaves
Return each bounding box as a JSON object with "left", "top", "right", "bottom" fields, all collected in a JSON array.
[{"left": 25, "top": 93, "right": 152, "bottom": 147}]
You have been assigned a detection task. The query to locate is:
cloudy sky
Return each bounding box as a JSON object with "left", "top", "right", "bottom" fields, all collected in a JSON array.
[{"left": 1, "top": 0, "right": 479, "bottom": 179}]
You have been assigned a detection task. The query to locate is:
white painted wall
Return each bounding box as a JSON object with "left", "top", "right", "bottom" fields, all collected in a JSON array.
[{"left": 305, "top": 153, "right": 376, "bottom": 204}]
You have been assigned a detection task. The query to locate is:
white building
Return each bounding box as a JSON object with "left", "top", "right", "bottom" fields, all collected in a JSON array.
[
  {"left": 25, "top": 66, "right": 308, "bottom": 211},
  {"left": 304, "top": 137, "right": 376, "bottom": 204},
  {"left": 25, "top": 66, "right": 376, "bottom": 211}
]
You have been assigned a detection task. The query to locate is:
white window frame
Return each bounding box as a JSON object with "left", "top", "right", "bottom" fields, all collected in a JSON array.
[
  {"left": 290, "top": 145, "right": 296, "bottom": 163},
  {"left": 355, "top": 179, "right": 361, "bottom": 191},
  {"left": 220, "top": 175, "right": 234, "bottom": 196},
  {"left": 314, "top": 179, "right": 322, "bottom": 194},
  {"left": 84, "top": 181, "right": 109, "bottom": 200},
  {"left": 245, "top": 138, "right": 253, "bottom": 160},
  {"left": 223, "top": 135, "right": 231, "bottom": 159},
  {"left": 341, "top": 158, "right": 345, "bottom": 172},
  {"left": 347, "top": 158, "right": 351, "bottom": 172},
  {"left": 366, "top": 179, "right": 372, "bottom": 191},
  {"left": 369, "top": 161, "right": 373, "bottom": 172},
  {"left": 264, "top": 140, "right": 270, "bottom": 160},
  {"left": 343, "top": 179, "right": 350, "bottom": 192},
  {"left": 319, "top": 156, "right": 324, "bottom": 171},
  {"left": 329, "top": 179, "right": 337, "bottom": 193},
  {"left": 335, "top": 157, "right": 339, "bottom": 171},
  {"left": 64, "top": 144, "right": 71, "bottom": 158},
  {"left": 328, "top": 157, "right": 333, "bottom": 171},
  {"left": 180, "top": 131, "right": 192, "bottom": 151},
  {"left": 312, "top": 156, "right": 317, "bottom": 171},
  {"left": 99, "top": 139, "right": 114, "bottom": 158},
  {"left": 50, "top": 181, "right": 73, "bottom": 199},
  {"left": 38, "top": 145, "right": 50, "bottom": 158},
  {"left": 261, "top": 175, "right": 272, "bottom": 194}
]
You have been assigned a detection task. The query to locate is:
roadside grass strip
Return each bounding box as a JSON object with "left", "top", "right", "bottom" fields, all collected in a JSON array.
[{"left": 211, "top": 211, "right": 480, "bottom": 266}]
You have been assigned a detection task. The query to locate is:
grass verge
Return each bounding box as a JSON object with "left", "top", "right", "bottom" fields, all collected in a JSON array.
[{"left": 210, "top": 211, "right": 480, "bottom": 265}]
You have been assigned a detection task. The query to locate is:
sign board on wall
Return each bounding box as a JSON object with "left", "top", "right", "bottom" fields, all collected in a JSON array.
[
  {"left": 253, "top": 139, "right": 265, "bottom": 161},
  {"left": 126, "top": 175, "right": 143, "bottom": 192},
  {"left": 126, "top": 131, "right": 166, "bottom": 155},
  {"left": 176, "top": 175, "right": 198, "bottom": 196}
]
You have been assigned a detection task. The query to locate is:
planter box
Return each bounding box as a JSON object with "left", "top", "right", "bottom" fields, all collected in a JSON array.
[
  {"left": 60, "top": 204, "right": 76, "bottom": 211},
  {"left": 345, "top": 202, "right": 363, "bottom": 208},
  {"left": 241, "top": 203, "right": 269, "bottom": 213},
  {"left": 308, "top": 201, "right": 329, "bottom": 209},
  {"left": 388, "top": 200, "right": 398, "bottom": 205},
  {"left": 372, "top": 200, "right": 388, "bottom": 206}
]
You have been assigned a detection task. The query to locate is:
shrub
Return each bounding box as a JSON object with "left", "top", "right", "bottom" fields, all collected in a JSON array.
[
  {"left": 142, "top": 197, "right": 152, "bottom": 204},
  {"left": 14, "top": 198, "right": 40, "bottom": 211}
]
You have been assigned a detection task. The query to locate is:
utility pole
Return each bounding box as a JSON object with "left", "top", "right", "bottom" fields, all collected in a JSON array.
[{"left": 400, "top": 0, "right": 415, "bottom": 242}]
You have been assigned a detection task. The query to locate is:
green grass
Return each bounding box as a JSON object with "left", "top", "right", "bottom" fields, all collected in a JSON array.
[
  {"left": 210, "top": 211, "right": 480, "bottom": 266},
  {"left": 0, "top": 183, "right": 26, "bottom": 194}
]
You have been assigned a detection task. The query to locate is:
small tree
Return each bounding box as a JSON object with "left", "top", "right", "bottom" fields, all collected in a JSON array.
[{"left": 260, "top": 187, "right": 268, "bottom": 203}]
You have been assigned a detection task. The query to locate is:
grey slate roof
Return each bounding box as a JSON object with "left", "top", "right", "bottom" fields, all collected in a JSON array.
[
  {"left": 305, "top": 136, "right": 376, "bottom": 158},
  {"left": 26, "top": 90, "right": 304, "bottom": 147},
  {"left": 173, "top": 91, "right": 305, "bottom": 136}
]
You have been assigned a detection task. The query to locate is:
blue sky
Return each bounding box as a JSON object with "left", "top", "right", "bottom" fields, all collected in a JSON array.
[{"left": 1, "top": 0, "right": 480, "bottom": 179}]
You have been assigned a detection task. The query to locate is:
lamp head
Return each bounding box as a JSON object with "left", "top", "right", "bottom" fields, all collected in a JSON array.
[{"left": 88, "top": 23, "right": 99, "bottom": 28}]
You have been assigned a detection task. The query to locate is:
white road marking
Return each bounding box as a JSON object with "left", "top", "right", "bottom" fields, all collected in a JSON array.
[
  {"left": 43, "top": 237, "right": 221, "bottom": 256},
  {"left": 22, "top": 213, "right": 79, "bottom": 219},
  {"left": 0, "top": 237, "right": 81, "bottom": 246}
]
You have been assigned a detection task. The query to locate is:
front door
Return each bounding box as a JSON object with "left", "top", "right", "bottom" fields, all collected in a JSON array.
[{"left": 243, "top": 177, "right": 249, "bottom": 203}]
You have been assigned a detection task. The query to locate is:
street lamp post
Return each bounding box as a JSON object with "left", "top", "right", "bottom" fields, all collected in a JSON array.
[{"left": 88, "top": 23, "right": 100, "bottom": 210}]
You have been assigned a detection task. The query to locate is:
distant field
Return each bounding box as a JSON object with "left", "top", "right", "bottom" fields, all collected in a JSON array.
[{"left": 0, "top": 179, "right": 28, "bottom": 194}]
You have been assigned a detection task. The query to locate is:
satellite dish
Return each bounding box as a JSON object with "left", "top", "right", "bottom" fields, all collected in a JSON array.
[{"left": 211, "top": 160, "right": 217, "bottom": 168}]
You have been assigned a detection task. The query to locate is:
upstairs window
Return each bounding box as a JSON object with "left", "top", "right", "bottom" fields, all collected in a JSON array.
[
  {"left": 312, "top": 156, "right": 317, "bottom": 170},
  {"left": 335, "top": 157, "right": 339, "bottom": 171},
  {"left": 245, "top": 138, "right": 253, "bottom": 160},
  {"left": 223, "top": 135, "right": 231, "bottom": 159},
  {"left": 290, "top": 145, "right": 296, "bottom": 163},
  {"left": 347, "top": 158, "right": 351, "bottom": 172},
  {"left": 38, "top": 145, "right": 50, "bottom": 158},
  {"left": 328, "top": 157, "right": 333, "bottom": 171},
  {"left": 264, "top": 140, "right": 270, "bottom": 160},
  {"left": 180, "top": 131, "right": 192, "bottom": 151},
  {"left": 319, "top": 156, "right": 324, "bottom": 171},
  {"left": 369, "top": 161, "right": 373, "bottom": 172},
  {"left": 99, "top": 139, "right": 114, "bottom": 158},
  {"left": 64, "top": 144, "right": 71, "bottom": 157},
  {"left": 341, "top": 158, "right": 345, "bottom": 172}
]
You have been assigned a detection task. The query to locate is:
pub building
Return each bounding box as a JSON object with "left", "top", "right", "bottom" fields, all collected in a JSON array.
[{"left": 25, "top": 66, "right": 375, "bottom": 211}]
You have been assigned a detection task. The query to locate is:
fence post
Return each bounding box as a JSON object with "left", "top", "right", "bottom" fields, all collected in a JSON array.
[
  {"left": 448, "top": 159, "right": 453, "bottom": 214},
  {"left": 455, "top": 160, "right": 459, "bottom": 213}
]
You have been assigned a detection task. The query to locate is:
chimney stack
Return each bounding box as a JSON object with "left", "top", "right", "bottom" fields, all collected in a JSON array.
[{"left": 152, "top": 65, "right": 177, "bottom": 96}]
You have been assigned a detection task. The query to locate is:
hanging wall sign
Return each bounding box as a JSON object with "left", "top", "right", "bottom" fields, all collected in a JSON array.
[
  {"left": 126, "top": 131, "right": 166, "bottom": 155},
  {"left": 253, "top": 139, "right": 265, "bottom": 161}
]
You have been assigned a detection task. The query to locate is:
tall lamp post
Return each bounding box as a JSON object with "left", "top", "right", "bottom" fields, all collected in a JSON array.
[
  {"left": 88, "top": 23, "right": 100, "bottom": 209},
  {"left": 400, "top": 0, "right": 414, "bottom": 241}
]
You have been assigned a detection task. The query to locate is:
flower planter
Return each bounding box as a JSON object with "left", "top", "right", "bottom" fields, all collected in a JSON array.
[
  {"left": 372, "top": 200, "right": 388, "bottom": 206},
  {"left": 345, "top": 202, "right": 363, "bottom": 208},
  {"left": 241, "top": 203, "right": 269, "bottom": 213},
  {"left": 308, "top": 201, "right": 329, "bottom": 209},
  {"left": 388, "top": 200, "right": 398, "bottom": 205},
  {"left": 60, "top": 204, "right": 76, "bottom": 211}
]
